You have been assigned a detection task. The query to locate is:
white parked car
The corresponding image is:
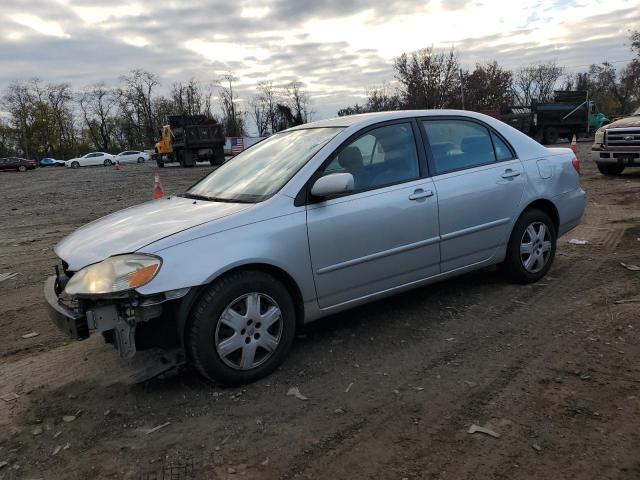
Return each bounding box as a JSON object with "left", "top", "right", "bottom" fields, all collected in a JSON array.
[
  {"left": 66, "top": 152, "right": 115, "bottom": 168},
  {"left": 115, "top": 150, "right": 149, "bottom": 164}
]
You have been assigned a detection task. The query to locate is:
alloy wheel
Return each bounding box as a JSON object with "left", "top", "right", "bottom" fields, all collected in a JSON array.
[
  {"left": 214, "top": 292, "right": 283, "bottom": 370},
  {"left": 520, "top": 222, "right": 552, "bottom": 273}
]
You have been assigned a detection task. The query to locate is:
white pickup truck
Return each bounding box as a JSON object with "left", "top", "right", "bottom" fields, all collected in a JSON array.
[{"left": 592, "top": 107, "right": 640, "bottom": 175}]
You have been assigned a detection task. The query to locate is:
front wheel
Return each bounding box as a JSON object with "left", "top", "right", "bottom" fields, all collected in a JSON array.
[
  {"left": 187, "top": 271, "right": 296, "bottom": 386},
  {"left": 71, "top": 161, "right": 80, "bottom": 169},
  {"left": 597, "top": 163, "right": 625, "bottom": 176},
  {"left": 18, "top": 165, "right": 27, "bottom": 172},
  {"left": 501, "top": 209, "right": 556, "bottom": 284},
  {"left": 137, "top": 157, "right": 144, "bottom": 163}
]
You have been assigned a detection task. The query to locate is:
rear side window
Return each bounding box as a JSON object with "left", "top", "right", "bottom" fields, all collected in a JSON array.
[
  {"left": 423, "top": 120, "right": 496, "bottom": 175},
  {"left": 491, "top": 132, "right": 515, "bottom": 161}
]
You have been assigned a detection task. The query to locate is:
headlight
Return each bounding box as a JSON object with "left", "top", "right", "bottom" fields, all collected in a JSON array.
[
  {"left": 594, "top": 128, "right": 605, "bottom": 144},
  {"left": 65, "top": 254, "right": 162, "bottom": 295}
]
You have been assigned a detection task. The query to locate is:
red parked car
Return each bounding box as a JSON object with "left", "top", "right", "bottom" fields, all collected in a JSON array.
[{"left": 0, "top": 157, "right": 37, "bottom": 172}]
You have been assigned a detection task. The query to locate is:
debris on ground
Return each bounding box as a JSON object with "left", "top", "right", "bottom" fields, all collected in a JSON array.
[
  {"left": 413, "top": 386, "right": 424, "bottom": 391},
  {"left": 532, "top": 443, "right": 543, "bottom": 452},
  {"left": 0, "top": 461, "right": 7, "bottom": 469},
  {"left": 467, "top": 424, "right": 501, "bottom": 438},
  {"left": 0, "top": 272, "right": 18, "bottom": 283},
  {"left": 614, "top": 298, "right": 640, "bottom": 304},
  {"left": 464, "top": 380, "right": 477, "bottom": 387},
  {"left": 286, "top": 387, "right": 308, "bottom": 401},
  {"left": 0, "top": 392, "right": 19, "bottom": 402},
  {"left": 620, "top": 262, "right": 640, "bottom": 271},
  {"left": 334, "top": 408, "right": 345, "bottom": 415},
  {"left": 145, "top": 421, "right": 171, "bottom": 435},
  {"left": 62, "top": 415, "right": 77, "bottom": 423},
  {"left": 21, "top": 331, "right": 40, "bottom": 339},
  {"left": 32, "top": 427, "right": 43, "bottom": 436},
  {"left": 52, "top": 446, "right": 62, "bottom": 456},
  {"left": 345, "top": 382, "right": 354, "bottom": 393},
  {"left": 568, "top": 239, "right": 589, "bottom": 245}
]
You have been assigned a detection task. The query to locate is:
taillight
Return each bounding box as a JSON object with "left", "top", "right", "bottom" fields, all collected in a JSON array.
[{"left": 571, "top": 157, "right": 581, "bottom": 174}]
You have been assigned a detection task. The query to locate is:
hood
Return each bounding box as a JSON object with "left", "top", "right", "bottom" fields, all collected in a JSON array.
[
  {"left": 603, "top": 115, "right": 640, "bottom": 130},
  {"left": 55, "top": 196, "right": 252, "bottom": 270}
]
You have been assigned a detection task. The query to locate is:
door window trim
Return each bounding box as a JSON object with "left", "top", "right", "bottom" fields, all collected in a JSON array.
[
  {"left": 417, "top": 116, "right": 518, "bottom": 177},
  {"left": 295, "top": 118, "right": 428, "bottom": 206}
]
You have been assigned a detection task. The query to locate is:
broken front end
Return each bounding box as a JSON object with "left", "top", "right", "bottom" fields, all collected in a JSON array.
[{"left": 44, "top": 255, "right": 189, "bottom": 360}]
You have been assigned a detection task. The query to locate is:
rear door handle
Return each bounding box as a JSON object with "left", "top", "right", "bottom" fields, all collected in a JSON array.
[
  {"left": 501, "top": 169, "right": 521, "bottom": 179},
  {"left": 408, "top": 189, "right": 434, "bottom": 200}
]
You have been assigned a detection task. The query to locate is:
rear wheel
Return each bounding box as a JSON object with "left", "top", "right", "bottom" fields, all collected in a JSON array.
[
  {"left": 501, "top": 209, "right": 556, "bottom": 284},
  {"left": 137, "top": 157, "right": 144, "bottom": 163},
  {"left": 187, "top": 271, "right": 296, "bottom": 386},
  {"left": 597, "top": 163, "right": 625, "bottom": 176},
  {"left": 104, "top": 159, "right": 112, "bottom": 166}
]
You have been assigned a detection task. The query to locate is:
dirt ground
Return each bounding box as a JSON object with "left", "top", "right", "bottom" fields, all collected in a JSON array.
[{"left": 1, "top": 143, "right": 639, "bottom": 480}]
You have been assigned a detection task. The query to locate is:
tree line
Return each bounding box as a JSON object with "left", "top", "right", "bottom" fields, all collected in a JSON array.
[
  {"left": 339, "top": 30, "right": 640, "bottom": 118},
  {"left": 0, "top": 71, "right": 312, "bottom": 160}
]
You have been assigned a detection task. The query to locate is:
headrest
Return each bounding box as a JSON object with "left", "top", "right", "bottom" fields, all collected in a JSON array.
[{"left": 338, "top": 146, "right": 363, "bottom": 170}]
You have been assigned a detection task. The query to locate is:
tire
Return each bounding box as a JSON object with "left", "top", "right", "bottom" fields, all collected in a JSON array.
[
  {"left": 501, "top": 209, "right": 556, "bottom": 284},
  {"left": 157, "top": 160, "right": 165, "bottom": 168},
  {"left": 18, "top": 165, "right": 27, "bottom": 172},
  {"left": 543, "top": 127, "right": 559, "bottom": 145},
  {"left": 104, "top": 159, "right": 112, "bottom": 166},
  {"left": 187, "top": 271, "right": 297, "bottom": 386},
  {"left": 597, "top": 163, "right": 625, "bottom": 176},
  {"left": 71, "top": 161, "right": 80, "bottom": 169},
  {"left": 137, "top": 157, "right": 144, "bottom": 163}
]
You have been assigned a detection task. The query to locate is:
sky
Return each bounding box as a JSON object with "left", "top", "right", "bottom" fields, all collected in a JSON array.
[{"left": 1, "top": 0, "right": 639, "bottom": 122}]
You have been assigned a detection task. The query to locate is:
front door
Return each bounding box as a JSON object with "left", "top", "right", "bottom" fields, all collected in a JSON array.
[
  {"left": 306, "top": 121, "right": 440, "bottom": 309},
  {"left": 422, "top": 118, "right": 526, "bottom": 272}
]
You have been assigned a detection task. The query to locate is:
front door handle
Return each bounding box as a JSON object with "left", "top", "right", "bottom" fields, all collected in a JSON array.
[
  {"left": 409, "top": 189, "right": 434, "bottom": 201},
  {"left": 501, "top": 169, "right": 521, "bottom": 179}
]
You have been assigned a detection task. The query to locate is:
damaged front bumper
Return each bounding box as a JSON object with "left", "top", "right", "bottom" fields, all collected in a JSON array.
[{"left": 44, "top": 272, "right": 186, "bottom": 360}]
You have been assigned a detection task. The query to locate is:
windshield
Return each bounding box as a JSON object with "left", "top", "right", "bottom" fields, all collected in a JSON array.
[{"left": 186, "top": 127, "right": 342, "bottom": 203}]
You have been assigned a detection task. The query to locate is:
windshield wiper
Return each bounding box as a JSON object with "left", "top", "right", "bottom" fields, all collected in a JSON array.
[
  {"left": 180, "top": 193, "right": 255, "bottom": 204},
  {"left": 180, "top": 193, "right": 215, "bottom": 201}
]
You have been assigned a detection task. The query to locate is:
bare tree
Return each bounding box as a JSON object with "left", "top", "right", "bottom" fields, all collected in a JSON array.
[
  {"left": 512, "top": 62, "right": 564, "bottom": 105},
  {"left": 118, "top": 70, "right": 159, "bottom": 147},
  {"left": 286, "top": 81, "right": 312, "bottom": 124},
  {"left": 249, "top": 95, "right": 270, "bottom": 136},
  {"left": 218, "top": 72, "right": 244, "bottom": 137},
  {"left": 79, "top": 84, "right": 116, "bottom": 151}
]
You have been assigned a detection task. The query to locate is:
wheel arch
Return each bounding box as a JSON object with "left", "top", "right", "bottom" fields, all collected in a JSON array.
[
  {"left": 515, "top": 198, "right": 560, "bottom": 234},
  {"left": 176, "top": 262, "right": 305, "bottom": 349}
]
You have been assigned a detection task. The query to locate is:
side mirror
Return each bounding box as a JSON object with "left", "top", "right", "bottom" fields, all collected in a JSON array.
[{"left": 311, "top": 172, "right": 355, "bottom": 197}]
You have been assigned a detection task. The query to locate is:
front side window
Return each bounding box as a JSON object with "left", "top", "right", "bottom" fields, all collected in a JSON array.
[
  {"left": 187, "top": 127, "right": 342, "bottom": 203},
  {"left": 320, "top": 123, "right": 420, "bottom": 191},
  {"left": 423, "top": 120, "right": 497, "bottom": 174}
]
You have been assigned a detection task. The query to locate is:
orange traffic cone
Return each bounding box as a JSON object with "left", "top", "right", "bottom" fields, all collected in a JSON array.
[
  {"left": 570, "top": 134, "right": 577, "bottom": 154},
  {"left": 153, "top": 172, "right": 164, "bottom": 199},
  {"left": 114, "top": 161, "right": 120, "bottom": 170}
]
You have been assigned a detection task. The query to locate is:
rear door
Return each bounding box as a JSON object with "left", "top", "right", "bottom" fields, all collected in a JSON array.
[
  {"left": 306, "top": 120, "right": 440, "bottom": 309},
  {"left": 421, "top": 118, "right": 525, "bottom": 272}
]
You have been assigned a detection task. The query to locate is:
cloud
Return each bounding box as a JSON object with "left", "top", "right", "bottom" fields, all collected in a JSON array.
[
  {"left": 10, "top": 13, "right": 70, "bottom": 38},
  {"left": 0, "top": 0, "right": 637, "bottom": 122}
]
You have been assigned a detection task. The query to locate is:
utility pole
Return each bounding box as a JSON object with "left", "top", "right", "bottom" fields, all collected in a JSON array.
[{"left": 459, "top": 68, "right": 465, "bottom": 110}]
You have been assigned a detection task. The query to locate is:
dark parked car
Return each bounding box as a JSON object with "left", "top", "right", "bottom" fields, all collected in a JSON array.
[
  {"left": 0, "top": 157, "right": 37, "bottom": 172},
  {"left": 40, "top": 157, "right": 65, "bottom": 167}
]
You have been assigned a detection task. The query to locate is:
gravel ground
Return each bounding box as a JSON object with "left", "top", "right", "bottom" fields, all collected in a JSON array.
[{"left": 0, "top": 143, "right": 639, "bottom": 480}]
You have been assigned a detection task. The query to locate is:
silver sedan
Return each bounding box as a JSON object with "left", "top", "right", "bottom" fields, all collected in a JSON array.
[{"left": 45, "top": 110, "right": 586, "bottom": 385}]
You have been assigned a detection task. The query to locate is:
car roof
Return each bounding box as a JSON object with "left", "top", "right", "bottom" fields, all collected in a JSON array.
[{"left": 286, "top": 109, "right": 516, "bottom": 131}]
